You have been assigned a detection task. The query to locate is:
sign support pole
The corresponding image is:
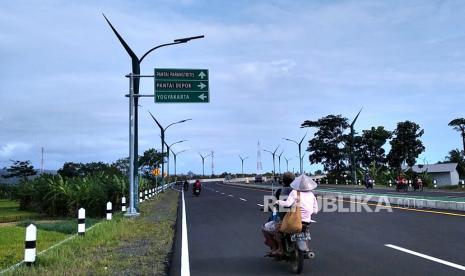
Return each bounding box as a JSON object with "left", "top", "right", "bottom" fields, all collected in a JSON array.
[{"left": 125, "top": 73, "right": 139, "bottom": 217}]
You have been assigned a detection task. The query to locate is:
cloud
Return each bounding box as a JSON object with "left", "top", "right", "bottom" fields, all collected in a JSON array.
[{"left": 0, "top": 142, "right": 32, "bottom": 158}]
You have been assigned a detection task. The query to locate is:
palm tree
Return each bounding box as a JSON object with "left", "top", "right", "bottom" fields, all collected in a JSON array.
[
  {"left": 445, "top": 149, "right": 465, "bottom": 178},
  {"left": 448, "top": 118, "right": 465, "bottom": 152}
]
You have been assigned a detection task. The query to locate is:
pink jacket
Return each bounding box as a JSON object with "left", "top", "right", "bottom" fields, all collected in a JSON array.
[{"left": 277, "top": 190, "right": 318, "bottom": 223}]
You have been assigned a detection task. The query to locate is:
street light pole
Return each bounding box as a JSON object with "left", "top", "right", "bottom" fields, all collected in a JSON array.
[
  {"left": 199, "top": 152, "right": 212, "bottom": 177},
  {"left": 171, "top": 149, "right": 187, "bottom": 179},
  {"left": 284, "top": 157, "right": 292, "bottom": 172},
  {"left": 239, "top": 155, "right": 249, "bottom": 177},
  {"left": 164, "top": 140, "right": 187, "bottom": 185},
  {"left": 283, "top": 133, "right": 307, "bottom": 175},
  {"left": 264, "top": 146, "right": 279, "bottom": 194},
  {"left": 278, "top": 150, "right": 284, "bottom": 175},
  {"left": 104, "top": 14, "right": 203, "bottom": 216},
  {"left": 149, "top": 111, "right": 191, "bottom": 190},
  {"left": 350, "top": 108, "right": 363, "bottom": 188}
]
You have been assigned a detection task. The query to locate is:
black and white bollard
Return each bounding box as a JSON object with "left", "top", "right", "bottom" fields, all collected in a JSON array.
[
  {"left": 121, "top": 196, "right": 126, "bottom": 212},
  {"left": 106, "top": 202, "right": 112, "bottom": 220},
  {"left": 145, "top": 190, "right": 148, "bottom": 200},
  {"left": 433, "top": 179, "right": 437, "bottom": 188},
  {"left": 389, "top": 180, "right": 392, "bottom": 187},
  {"left": 24, "top": 224, "right": 37, "bottom": 265},
  {"left": 78, "top": 208, "right": 85, "bottom": 236},
  {"left": 150, "top": 188, "right": 153, "bottom": 198},
  {"left": 139, "top": 192, "right": 143, "bottom": 203}
]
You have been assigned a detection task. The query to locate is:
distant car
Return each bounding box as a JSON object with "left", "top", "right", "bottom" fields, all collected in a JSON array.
[{"left": 255, "top": 175, "right": 263, "bottom": 183}]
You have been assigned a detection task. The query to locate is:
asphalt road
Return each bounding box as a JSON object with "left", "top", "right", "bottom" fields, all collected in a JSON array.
[{"left": 171, "top": 182, "right": 465, "bottom": 275}]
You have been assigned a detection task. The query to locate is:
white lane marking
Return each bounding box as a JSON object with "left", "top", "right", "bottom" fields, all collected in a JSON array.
[
  {"left": 239, "top": 198, "right": 247, "bottom": 201},
  {"left": 228, "top": 195, "right": 234, "bottom": 197},
  {"left": 385, "top": 244, "right": 465, "bottom": 271},
  {"left": 310, "top": 219, "right": 317, "bottom": 223},
  {"left": 181, "top": 190, "right": 190, "bottom": 276},
  {"left": 221, "top": 193, "right": 225, "bottom": 195},
  {"left": 257, "top": 204, "right": 264, "bottom": 207}
]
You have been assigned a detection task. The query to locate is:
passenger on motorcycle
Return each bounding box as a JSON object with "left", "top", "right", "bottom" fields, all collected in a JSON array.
[
  {"left": 262, "top": 172, "right": 295, "bottom": 256},
  {"left": 274, "top": 174, "right": 318, "bottom": 256}
]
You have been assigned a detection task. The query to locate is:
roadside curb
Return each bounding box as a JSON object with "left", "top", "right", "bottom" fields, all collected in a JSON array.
[{"left": 168, "top": 190, "right": 182, "bottom": 276}]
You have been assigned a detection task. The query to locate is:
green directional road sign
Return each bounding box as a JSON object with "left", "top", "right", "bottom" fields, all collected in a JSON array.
[{"left": 154, "top": 68, "right": 209, "bottom": 103}]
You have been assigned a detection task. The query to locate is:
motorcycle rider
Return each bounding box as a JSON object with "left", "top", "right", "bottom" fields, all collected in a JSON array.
[
  {"left": 193, "top": 179, "right": 201, "bottom": 193},
  {"left": 274, "top": 174, "right": 318, "bottom": 256},
  {"left": 183, "top": 180, "right": 189, "bottom": 191},
  {"left": 364, "top": 172, "right": 373, "bottom": 189}
]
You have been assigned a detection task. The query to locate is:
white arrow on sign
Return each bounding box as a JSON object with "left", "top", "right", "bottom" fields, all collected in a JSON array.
[
  {"left": 198, "top": 94, "right": 207, "bottom": 101},
  {"left": 197, "top": 82, "right": 207, "bottom": 90},
  {"left": 198, "top": 71, "right": 206, "bottom": 79}
]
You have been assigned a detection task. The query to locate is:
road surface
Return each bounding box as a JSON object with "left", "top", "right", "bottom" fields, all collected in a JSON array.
[{"left": 171, "top": 182, "right": 465, "bottom": 275}]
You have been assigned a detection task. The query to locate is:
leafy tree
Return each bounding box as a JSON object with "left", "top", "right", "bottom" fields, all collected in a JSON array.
[
  {"left": 58, "top": 162, "right": 83, "bottom": 178},
  {"left": 387, "top": 121, "right": 425, "bottom": 169},
  {"left": 138, "top": 148, "right": 164, "bottom": 176},
  {"left": 448, "top": 118, "right": 465, "bottom": 153},
  {"left": 2, "top": 160, "right": 37, "bottom": 180},
  {"left": 58, "top": 162, "right": 120, "bottom": 178},
  {"left": 112, "top": 157, "right": 130, "bottom": 175},
  {"left": 301, "top": 115, "right": 349, "bottom": 176},
  {"left": 356, "top": 126, "right": 391, "bottom": 169}
]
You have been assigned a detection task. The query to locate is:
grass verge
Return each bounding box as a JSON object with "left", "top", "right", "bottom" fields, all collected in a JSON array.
[
  {"left": 0, "top": 200, "right": 42, "bottom": 223},
  {"left": 0, "top": 218, "right": 100, "bottom": 270},
  {"left": 4, "top": 189, "right": 179, "bottom": 275}
]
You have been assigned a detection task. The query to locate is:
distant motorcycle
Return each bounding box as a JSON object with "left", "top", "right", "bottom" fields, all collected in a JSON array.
[
  {"left": 365, "top": 179, "right": 373, "bottom": 189},
  {"left": 193, "top": 180, "right": 201, "bottom": 196},
  {"left": 193, "top": 186, "right": 201, "bottom": 196},
  {"left": 183, "top": 181, "right": 189, "bottom": 192}
]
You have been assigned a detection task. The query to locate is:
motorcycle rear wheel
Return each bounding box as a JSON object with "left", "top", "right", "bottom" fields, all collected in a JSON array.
[{"left": 290, "top": 249, "right": 304, "bottom": 274}]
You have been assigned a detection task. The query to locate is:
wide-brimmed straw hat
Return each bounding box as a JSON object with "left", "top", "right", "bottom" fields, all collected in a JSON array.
[{"left": 290, "top": 174, "right": 318, "bottom": 191}]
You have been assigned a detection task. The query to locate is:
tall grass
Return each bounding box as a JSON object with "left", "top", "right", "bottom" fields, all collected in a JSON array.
[{"left": 14, "top": 173, "right": 130, "bottom": 217}]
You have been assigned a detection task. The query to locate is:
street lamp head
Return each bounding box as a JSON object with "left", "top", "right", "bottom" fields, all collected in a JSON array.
[
  {"left": 178, "top": 118, "right": 193, "bottom": 124},
  {"left": 174, "top": 35, "right": 205, "bottom": 43}
]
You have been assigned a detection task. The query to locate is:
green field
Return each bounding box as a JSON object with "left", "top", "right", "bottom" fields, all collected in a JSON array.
[
  {"left": 0, "top": 200, "right": 42, "bottom": 223},
  {"left": 2, "top": 190, "right": 178, "bottom": 275}
]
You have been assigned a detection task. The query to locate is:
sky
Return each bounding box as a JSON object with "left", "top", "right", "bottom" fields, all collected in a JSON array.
[{"left": 1, "top": 0, "right": 465, "bottom": 175}]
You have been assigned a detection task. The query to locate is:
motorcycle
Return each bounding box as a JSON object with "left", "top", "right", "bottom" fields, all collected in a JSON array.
[
  {"left": 193, "top": 186, "right": 201, "bottom": 196},
  {"left": 395, "top": 180, "right": 408, "bottom": 192},
  {"left": 365, "top": 179, "right": 373, "bottom": 189},
  {"left": 413, "top": 180, "right": 423, "bottom": 191},
  {"left": 183, "top": 181, "right": 189, "bottom": 192},
  {"left": 266, "top": 222, "right": 315, "bottom": 274}
]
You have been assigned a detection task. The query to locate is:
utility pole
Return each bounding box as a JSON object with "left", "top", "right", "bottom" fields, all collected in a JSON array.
[{"left": 41, "top": 147, "right": 44, "bottom": 173}]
